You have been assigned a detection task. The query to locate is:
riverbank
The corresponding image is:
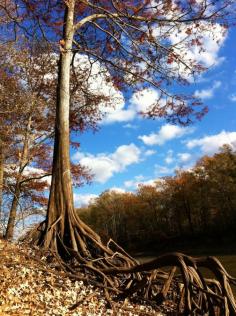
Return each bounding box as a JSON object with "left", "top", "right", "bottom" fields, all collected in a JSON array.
[
  {"left": 0, "top": 239, "right": 175, "bottom": 316},
  {"left": 131, "top": 233, "right": 236, "bottom": 257},
  {"left": 133, "top": 239, "right": 236, "bottom": 297}
]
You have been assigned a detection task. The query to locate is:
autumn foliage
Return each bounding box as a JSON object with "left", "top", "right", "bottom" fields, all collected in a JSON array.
[{"left": 78, "top": 145, "right": 236, "bottom": 251}]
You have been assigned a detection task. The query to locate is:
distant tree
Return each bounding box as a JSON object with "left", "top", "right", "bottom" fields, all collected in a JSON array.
[
  {"left": 136, "top": 184, "right": 163, "bottom": 236},
  {"left": 0, "top": 53, "right": 25, "bottom": 234},
  {"left": 195, "top": 145, "right": 236, "bottom": 230},
  {"left": 79, "top": 145, "right": 236, "bottom": 245},
  {"left": 1, "top": 46, "right": 55, "bottom": 239},
  {"left": 88, "top": 190, "right": 141, "bottom": 245}
]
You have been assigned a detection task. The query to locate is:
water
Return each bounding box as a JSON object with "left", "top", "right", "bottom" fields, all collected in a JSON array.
[{"left": 137, "top": 254, "right": 236, "bottom": 296}]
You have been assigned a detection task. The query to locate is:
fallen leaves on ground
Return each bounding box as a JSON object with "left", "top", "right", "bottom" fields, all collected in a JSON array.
[{"left": 0, "top": 239, "right": 171, "bottom": 315}]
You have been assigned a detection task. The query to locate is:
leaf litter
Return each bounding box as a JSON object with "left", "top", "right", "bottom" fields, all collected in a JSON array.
[{"left": 0, "top": 239, "right": 171, "bottom": 315}]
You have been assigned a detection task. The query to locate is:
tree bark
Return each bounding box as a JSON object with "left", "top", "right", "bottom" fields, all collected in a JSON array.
[
  {"left": 183, "top": 194, "right": 194, "bottom": 234},
  {"left": 5, "top": 114, "right": 32, "bottom": 240},
  {"left": 37, "top": 3, "right": 119, "bottom": 260},
  {"left": 4, "top": 182, "right": 20, "bottom": 239},
  {"left": 39, "top": 2, "right": 77, "bottom": 252}
]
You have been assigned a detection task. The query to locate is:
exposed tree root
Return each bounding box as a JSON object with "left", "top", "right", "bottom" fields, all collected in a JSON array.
[
  {"left": 103, "top": 252, "right": 236, "bottom": 315},
  {"left": 23, "top": 214, "right": 236, "bottom": 315}
]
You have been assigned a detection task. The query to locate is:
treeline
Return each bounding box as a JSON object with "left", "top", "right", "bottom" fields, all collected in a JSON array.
[{"left": 77, "top": 145, "right": 236, "bottom": 251}]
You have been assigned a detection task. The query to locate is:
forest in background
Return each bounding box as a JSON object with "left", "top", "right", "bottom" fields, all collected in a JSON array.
[{"left": 77, "top": 145, "right": 236, "bottom": 253}]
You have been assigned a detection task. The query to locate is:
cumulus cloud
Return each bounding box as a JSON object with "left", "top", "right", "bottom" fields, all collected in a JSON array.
[
  {"left": 177, "top": 152, "right": 192, "bottom": 163},
  {"left": 138, "top": 124, "right": 194, "bottom": 146},
  {"left": 74, "top": 193, "right": 97, "bottom": 207},
  {"left": 154, "top": 164, "right": 176, "bottom": 176},
  {"left": 111, "top": 144, "right": 141, "bottom": 166},
  {"left": 194, "top": 81, "right": 221, "bottom": 99},
  {"left": 141, "top": 179, "right": 158, "bottom": 187},
  {"left": 74, "top": 55, "right": 124, "bottom": 109},
  {"left": 72, "top": 55, "right": 130, "bottom": 125},
  {"left": 229, "top": 94, "right": 236, "bottom": 102},
  {"left": 192, "top": 24, "right": 226, "bottom": 67},
  {"left": 103, "top": 87, "right": 160, "bottom": 124},
  {"left": 130, "top": 88, "right": 160, "bottom": 113},
  {"left": 186, "top": 131, "right": 236, "bottom": 155},
  {"left": 75, "top": 20, "right": 226, "bottom": 125},
  {"left": 103, "top": 107, "right": 136, "bottom": 124},
  {"left": 124, "top": 175, "right": 145, "bottom": 188},
  {"left": 79, "top": 156, "right": 117, "bottom": 183},
  {"left": 22, "top": 166, "right": 51, "bottom": 186},
  {"left": 6, "top": 165, "right": 51, "bottom": 190},
  {"left": 144, "top": 149, "right": 156, "bottom": 157},
  {"left": 124, "top": 175, "right": 157, "bottom": 189},
  {"left": 165, "top": 150, "right": 174, "bottom": 164},
  {"left": 108, "top": 187, "right": 126, "bottom": 193},
  {"left": 73, "top": 143, "right": 141, "bottom": 183},
  {"left": 168, "top": 22, "right": 227, "bottom": 80},
  {"left": 148, "top": 19, "right": 226, "bottom": 83},
  {"left": 73, "top": 17, "right": 226, "bottom": 125}
]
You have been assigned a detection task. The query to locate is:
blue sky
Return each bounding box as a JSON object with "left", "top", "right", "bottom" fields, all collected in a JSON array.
[{"left": 72, "top": 27, "right": 236, "bottom": 207}]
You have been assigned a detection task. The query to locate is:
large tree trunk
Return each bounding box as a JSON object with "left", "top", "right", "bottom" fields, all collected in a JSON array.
[
  {"left": 38, "top": 3, "right": 101, "bottom": 257},
  {"left": 36, "top": 3, "right": 131, "bottom": 264},
  {"left": 39, "top": 2, "right": 75, "bottom": 252}
]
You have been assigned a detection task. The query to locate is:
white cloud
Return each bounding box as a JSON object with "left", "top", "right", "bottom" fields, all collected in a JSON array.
[
  {"left": 124, "top": 175, "right": 157, "bottom": 189},
  {"left": 177, "top": 152, "right": 192, "bottom": 163},
  {"left": 103, "top": 107, "right": 135, "bottom": 124},
  {"left": 73, "top": 143, "right": 141, "bottom": 183},
  {"left": 144, "top": 149, "right": 156, "bottom": 157},
  {"left": 78, "top": 156, "right": 117, "bottom": 183},
  {"left": 74, "top": 55, "right": 124, "bottom": 109},
  {"left": 72, "top": 55, "right": 129, "bottom": 124},
  {"left": 165, "top": 150, "right": 174, "bottom": 164},
  {"left": 194, "top": 81, "right": 221, "bottom": 99},
  {"left": 22, "top": 166, "right": 51, "bottom": 186},
  {"left": 139, "top": 124, "right": 194, "bottom": 146},
  {"left": 229, "top": 94, "right": 236, "bottom": 102},
  {"left": 74, "top": 19, "right": 226, "bottom": 125},
  {"left": 186, "top": 131, "right": 236, "bottom": 155},
  {"left": 124, "top": 180, "right": 136, "bottom": 189},
  {"left": 180, "top": 23, "right": 226, "bottom": 68},
  {"left": 154, "top": 164, "right": 175, "bottom": 176},
  {"left": 102, "top": 87, "right": 160, "bottom": 124},
  {"left": 140, "top": 179, "right": 158, "bottom": 187},
  {"left": 74, "top": 21, "right": 225, "bottom": 125},
  {"left": 74, "top": 193, "right": 98, "bottom": 207},
  {"left": 123, "top": 123, "right": 139, "bottom": 129},
  {"left": 108, "top": 187, "right": 126, "bottom": 193},
  {"left": 154, "top": 21, "right": 227, "bottom": 81},
  {"left": 130, "top": 88, "right": 160, "bottom": 113},
  {"left": 111, "top": 144, "right": 141, "bottom": 166}
]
